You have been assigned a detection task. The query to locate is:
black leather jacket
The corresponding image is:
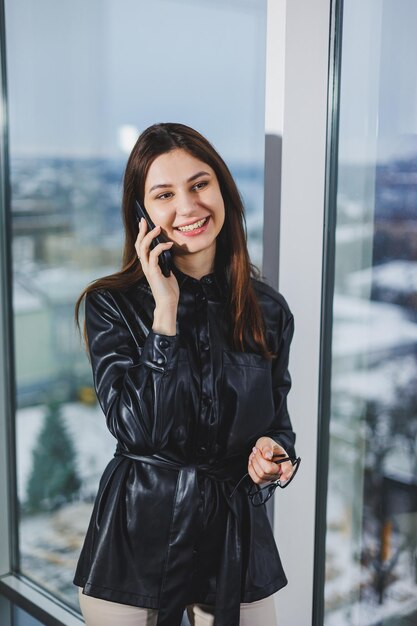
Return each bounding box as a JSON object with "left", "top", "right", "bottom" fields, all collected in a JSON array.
[{"left": 73, "top": 262, "right": 296, "bottom": 626}]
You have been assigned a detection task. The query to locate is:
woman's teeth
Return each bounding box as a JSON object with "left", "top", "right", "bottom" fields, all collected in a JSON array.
[{"left": 177, "top": 217, "right": 208, "bottom": 232}]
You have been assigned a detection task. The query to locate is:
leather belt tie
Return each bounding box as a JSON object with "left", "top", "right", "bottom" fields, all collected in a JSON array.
[{"left": 114, "top": 447, "right": 247, "bottom": 626}]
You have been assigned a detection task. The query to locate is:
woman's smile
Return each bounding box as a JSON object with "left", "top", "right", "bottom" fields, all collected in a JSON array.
[{"left": 175, "top": 215, "right": 210, "bottom": 235}]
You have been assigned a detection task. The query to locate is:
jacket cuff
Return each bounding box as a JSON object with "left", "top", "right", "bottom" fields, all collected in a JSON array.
[
  {"left": 138, "top": 329, "right": 180, "bottom": 372},
  {"left": 271, "top": 435, "right": 296, "bottom": 460}
]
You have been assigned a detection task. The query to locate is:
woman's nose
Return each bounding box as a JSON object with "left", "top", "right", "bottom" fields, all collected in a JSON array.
[{"left": 175, "top": 190, "right": 197, "bottom": 214}]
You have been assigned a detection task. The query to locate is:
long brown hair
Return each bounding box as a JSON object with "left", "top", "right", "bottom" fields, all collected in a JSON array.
[{"left": 74, "top": 122, "right": 274, "bottom": 360}]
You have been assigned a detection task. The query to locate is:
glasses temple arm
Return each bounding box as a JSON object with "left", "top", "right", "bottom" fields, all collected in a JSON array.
[{"left": 229, "top": 472, "right": 250, "bottom": 499}]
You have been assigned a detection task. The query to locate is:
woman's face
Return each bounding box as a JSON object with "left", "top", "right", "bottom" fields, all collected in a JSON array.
[{"left": 142, "top": 148, "right": 225, "bottom": 261}]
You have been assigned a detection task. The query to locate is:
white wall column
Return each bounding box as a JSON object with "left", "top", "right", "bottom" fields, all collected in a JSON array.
[{"left": 272, "top": 0, "right": 332, "bottom": 623}]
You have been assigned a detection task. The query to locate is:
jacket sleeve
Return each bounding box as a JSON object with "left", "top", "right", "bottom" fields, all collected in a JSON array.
[
  {"left": 85, "top": 288, "right": 181, "bottom": 452},
  {"left": 266, "top": 311, "right": 297, "bottom": 459}
]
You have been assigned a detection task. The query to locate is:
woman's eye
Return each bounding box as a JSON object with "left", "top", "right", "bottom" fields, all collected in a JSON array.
[
  {"left": 193, "top": 181, "right": 208, "bottom": 191},
  {"left": 156, "top": 192, "right": 173, "bottom": 200}
]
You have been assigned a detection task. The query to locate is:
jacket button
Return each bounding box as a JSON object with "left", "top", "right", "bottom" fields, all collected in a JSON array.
[
  {"left": 154, "top": 356, "right": 165, "bottom": 365},
  {"left": 200, "top": 342, "right": 210, "bottom": 351},
  {"left": 159, "top": 339, "right": 170, "bottom": 348},
  {"left": 203, "top": 276, "right": 214, "bottom": 284},
  {"left": 198, "top": 445, "right": 208, "bottom": 454},
  {"left": 202, "top": 395, "right": 212, "bottom": 406}
]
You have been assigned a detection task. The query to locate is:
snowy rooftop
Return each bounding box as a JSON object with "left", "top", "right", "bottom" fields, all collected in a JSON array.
[
  {"left": 348, "top": 260, "right": 417, "bottom": 294},
  {"left": 13, "top": 264, "right": 118, "bottom": 312},
  {"left": 333, "top": 294, "right": 417, "bottom": 357}
]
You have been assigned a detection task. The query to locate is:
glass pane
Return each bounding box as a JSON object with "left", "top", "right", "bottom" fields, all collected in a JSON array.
[
  {"left": 13, "top": 606, "right": 44, "bottom": 626},
  {"left": 324, "top": 1, "right": 417, "bottom": 624},
  {"left": 6, "top": 0, "right": 267, "bottom": 611}
]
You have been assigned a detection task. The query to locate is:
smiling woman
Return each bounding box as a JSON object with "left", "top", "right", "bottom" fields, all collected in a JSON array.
[{"left": 72, "top": 122, "right": 298, "bottom": 626}]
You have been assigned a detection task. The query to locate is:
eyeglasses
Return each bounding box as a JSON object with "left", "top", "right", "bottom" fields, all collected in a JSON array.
[
  {"left": 229, "top": 454, "right": 301, "bottom": 506},
  {"left": 248, "top": 455, "right": 301, "bottom": 506}
]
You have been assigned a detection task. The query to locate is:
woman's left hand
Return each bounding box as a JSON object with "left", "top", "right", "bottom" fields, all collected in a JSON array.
[{"left": 248, "top": 436, "right": 294, "bottom": 486}]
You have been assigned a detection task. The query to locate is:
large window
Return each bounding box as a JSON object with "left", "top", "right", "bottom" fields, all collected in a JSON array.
[
  {"left": 5, "top": 0, "right": 268, "bottom": 612},
  {"left": 324, "top": 1, "right": 417, "bottom": 624}
]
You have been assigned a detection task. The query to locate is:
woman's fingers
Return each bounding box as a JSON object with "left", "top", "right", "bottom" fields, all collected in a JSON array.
[
  {"left": 134, "top": 217, "right": 147, "bottom": 257},
  {"left": 279, "top": 460, "right": 295, "bottom": 482},
  {"left": 148, "top": 241, "right": 175, "bottom": 267},
  {"left": 134, "top": 216, "right": 180, "bottom": 310},
  {"left": 248, "top": 447, "right": 294, "bottom": 485},
  {"left": 248, "top": 448, "right": 280, "bottom": 485},
  {"left": 248, "top": 463, "right": 263, "bottom": 485},
  {"left": 135, "top": 219, "right": 162, "bottom": 263},
  {"left": 135, "top": 217, "right": 159, "bottom": 252},
  {"left": 135, "top": 219, "right": 175, "bottom": 271}
]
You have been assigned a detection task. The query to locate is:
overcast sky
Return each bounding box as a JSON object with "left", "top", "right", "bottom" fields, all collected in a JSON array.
[
  {"left": 5, "top": 0, "right": 267, "bottom": 166},
  {"left": 335, "top": 0, "right": 417, "bottom": 164},
  {"left": 5, "top": 0, "right": 417, "bottom": 166}
]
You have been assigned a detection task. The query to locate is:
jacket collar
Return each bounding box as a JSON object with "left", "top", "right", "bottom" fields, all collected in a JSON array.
[
  {"left": 136, "top": 263, "right": 228, "bottom": 302},
  {"left": 171, "top": 262, "right": 228, "bottom": 302}
]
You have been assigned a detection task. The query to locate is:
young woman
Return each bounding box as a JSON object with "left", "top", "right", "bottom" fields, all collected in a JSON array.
[{"left": 73, "top": 122, "right": 299, "bottom": 626}]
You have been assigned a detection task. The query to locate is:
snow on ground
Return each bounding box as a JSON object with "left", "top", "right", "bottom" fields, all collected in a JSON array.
[
  {"left": 16, "top": 400, "right": 119, "bottom": 609},
  {"left": 324, "top": 492, "right": 417, "bottom": 625},
  {"left": 20, "top": 501, "right": 94, "bottom": 611}
]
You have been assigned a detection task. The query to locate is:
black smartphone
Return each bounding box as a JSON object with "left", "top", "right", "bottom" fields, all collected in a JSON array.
[{"left": 135, "top": 199, "right": 173, "bottom": 277}]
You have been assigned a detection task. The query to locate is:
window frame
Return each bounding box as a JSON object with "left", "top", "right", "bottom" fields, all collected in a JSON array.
[{"left": 312, "top": 0, "right": 344, "bottom": 623}]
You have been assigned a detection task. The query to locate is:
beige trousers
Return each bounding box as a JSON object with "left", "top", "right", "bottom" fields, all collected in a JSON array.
[{"left": 77, "top": 586, "right": 277, "bottom": 626}]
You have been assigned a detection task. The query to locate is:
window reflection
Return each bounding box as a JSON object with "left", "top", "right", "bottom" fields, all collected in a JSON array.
[
  {"left": 325, "top": 1, "right": 417, "bottom": 624},
  {"left": 6, "top": 0, "right": 267, "bottom": 611}
]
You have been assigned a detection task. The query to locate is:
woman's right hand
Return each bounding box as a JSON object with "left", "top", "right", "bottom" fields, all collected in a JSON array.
[{"left": 135, "top": 218, "right": 179, "bottom": 309}]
